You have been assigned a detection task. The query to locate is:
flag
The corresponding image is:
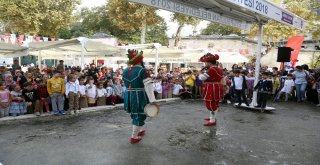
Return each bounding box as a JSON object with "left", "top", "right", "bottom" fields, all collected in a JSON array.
[
  {"left": 287, "top": 36, "right": 304, "bottom": 67},
  {"left": 280, "top": 36, "right": 304, "bottom": 70}
]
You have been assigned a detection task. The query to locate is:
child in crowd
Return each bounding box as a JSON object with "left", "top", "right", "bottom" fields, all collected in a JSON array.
[
  {"left": 10, "top": 85, "right": 26, "bottom": 116},
  {"left": 246, "top": 72, "right": 255, "bottom": 100},
  {"left": 113, "top": 79, "right": 123, "bottom": 104},
  {"left": 254, "top": 72, "right": 273, "bottom": 109},
  {"left": 195, "top": 71, "right": 203, "bottom": 98},
  {"left": 37, "top": 79, "right": 50, "bottom": 113},
  {"left": 275, "top": 74, "right": 294, "bottom": 102},
  {"left": 223, "top": 85, "right": 232, "bottom": 104},
  {"left": 231, "top": 70, "right": 249, "bottom": 106},
  {"left": 78, "top": 77, "right": 88, "bottom": 109},
  {"left": 0, "top": 82, "right": 10, "bottom": 118},
  {"left": 65, "top": 74, "right": 80, "bottom": 115},
  {"left": 47, "top": 70, "right": 65, "bottom": 115},
  {"left": 173, "top": 79, "right": 183, "bottom": 97},
  {"left": 96, "top": 81, "right": 107, "bottom": 106},
  {"left": 86, "top": 77, "right": 97, "bottom": 107},
  {"left": 153, "top": 78, "right": 162, "bottom": 100},
  {"left": 180, "top": 85, "right": 192, "bottom": 99},
  {"left": 4, "top": 74, "right": 16, "bottom": 91},
  {"left": 272, "top": 74, "right": 280, "bottom": 97},
  {"left": 106, "top": 80, "right": 116, "bottom": 106},
  {"left": 161, "top": 79, "right": 169, "bottom": 99},
  {"left": 22, "top": 82, "right": 40, "bottom": 116},
  {"left": 167, "top": 79, "right": 174, "bottom": 98}
]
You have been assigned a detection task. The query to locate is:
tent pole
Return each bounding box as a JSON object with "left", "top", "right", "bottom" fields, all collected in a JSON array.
[
  {"left": 251, "top": 23, "right": 263, "bottom": 107},
  {"left": 81, "top": 40, "right": 85, "bottom": 70},
  {"left": 155, "top": 47, "right": 159, "bottom": 76},
  {"left": 18, "top": 57, "right": 21, "bottom": 66},
  {"left": 38, "top": 50, "right": 42, "bottom": 71}
]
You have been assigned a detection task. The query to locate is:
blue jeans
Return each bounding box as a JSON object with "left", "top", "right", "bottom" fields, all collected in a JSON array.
[
  {"left": 295, "top": 83, "right": 307, "bottom": 101},
  {"left": 51, "top": 93, "right": 65, "bottom": 114}
]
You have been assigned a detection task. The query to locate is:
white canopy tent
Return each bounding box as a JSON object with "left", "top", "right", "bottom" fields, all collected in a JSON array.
[
  {"left": 28, "top": 38, "right": 124, "bottom": 69},
  {"left": 0, "top": 42, "right": 28, "bottom": 58},
  {"left": 129, "top": 0, "right": 305, "bottom": 107}
]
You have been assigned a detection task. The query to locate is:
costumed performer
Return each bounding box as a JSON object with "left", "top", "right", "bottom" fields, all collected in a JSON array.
[
  {"left": 198, "top": 53, "right": 224, "bottom": 126},
  {"left": 122, "top": 50, "right": 156, "bottom": 143}
]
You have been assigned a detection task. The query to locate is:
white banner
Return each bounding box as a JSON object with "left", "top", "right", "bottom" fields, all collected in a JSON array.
[
  {"left": 224, "top": 0, "right": 305, "bottom": 30},
  {"left": 128, "top": 0, "right": 251, "bottom": 30}
]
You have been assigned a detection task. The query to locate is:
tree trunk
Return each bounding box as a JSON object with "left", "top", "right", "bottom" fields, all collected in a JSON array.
[
  {"left": 140, "top": 19, "right": 147, "bottom": 44},
  {"left": 174, "top": 24, "right": 184, "bottom": 47}
]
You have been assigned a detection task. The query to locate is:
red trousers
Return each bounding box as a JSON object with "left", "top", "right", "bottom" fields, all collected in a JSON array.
[{"left": 205, "top": 100, "right": 219, "bottom": 111}]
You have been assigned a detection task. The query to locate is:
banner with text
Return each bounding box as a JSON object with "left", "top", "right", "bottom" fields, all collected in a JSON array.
[
  {"left": 128, "top": 0, "right": 251, "bottom": 30},
  {"left": 225, "top": 0, "right": 305, "bottom": 30}
]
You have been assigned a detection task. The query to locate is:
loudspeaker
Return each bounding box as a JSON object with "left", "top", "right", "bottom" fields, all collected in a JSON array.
[{"left": 277, "top": 47, "right": 292, "bottom": 62}]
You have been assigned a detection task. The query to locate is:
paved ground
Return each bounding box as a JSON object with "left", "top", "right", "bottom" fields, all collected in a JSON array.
[{"left": 0, "top": 100, "right": 319, "bottom": 165}]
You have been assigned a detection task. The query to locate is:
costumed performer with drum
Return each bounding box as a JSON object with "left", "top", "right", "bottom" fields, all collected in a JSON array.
[
  {"left": 122, "top": 50, "right": 157, "bottom": 144},
  {"left": 198, "top": 53, "right": 224, "bottom": 126}
]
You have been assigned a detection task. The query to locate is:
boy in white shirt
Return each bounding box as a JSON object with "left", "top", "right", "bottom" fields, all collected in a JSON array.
[
  {"left": 96, "top": 81, "right": 107, "bottom": 106},
  {"left": 173, "top": 79, "right": 183, "bottom": 97},
  {"left": 65, "top": 74, "right": 80, "bottom": 115},
  {"left": 86, "top": 77, "right": 97, "bottom": 107},
  {"left": 153, "top": 78, "right": 162, "bottom": 99},
  {"left": 275, "top": 74, "right": 294, "bottom": 102}
]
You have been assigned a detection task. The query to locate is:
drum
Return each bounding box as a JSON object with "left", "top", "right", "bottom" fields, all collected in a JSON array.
[
  {"left": 88, "top": 97, "right": 96, "bottom": 104},
  {"left": 144, "top": 103, "right": 160, "bottom": 117}
]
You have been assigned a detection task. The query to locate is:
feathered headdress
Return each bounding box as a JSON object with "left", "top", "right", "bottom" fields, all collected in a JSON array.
[
  {"left": 199, "top": 53, "right": 219, "bottom": 62},
  {"left": 127, "top": 49, "right": 144, "bottom": 65}
]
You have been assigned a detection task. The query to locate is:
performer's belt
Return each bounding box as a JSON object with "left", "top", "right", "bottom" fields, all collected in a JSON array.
[
  {"left": 203, "top": 82, "right": 223, "bottom": 85},
  {"left": 127, "top": 88, "right": 145, "bottom": 91}
]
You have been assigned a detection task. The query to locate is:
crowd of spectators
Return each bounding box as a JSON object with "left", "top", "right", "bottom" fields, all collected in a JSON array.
[{"left": 0, "top": 59, "right": 319, "bottom": 119}]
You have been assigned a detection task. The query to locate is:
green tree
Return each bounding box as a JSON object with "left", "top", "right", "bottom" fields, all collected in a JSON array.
[
  {"left": 110, "top": 19, "right": 169, "bottom": 45},
  {"left": 107, "top": 0, "right": 160, "bottom": 44},
  {"left": 171, "top": 13, "right": 200, "bottom": 47},
  {"left": 201, "top": 23, "right": 241, "bottom": 35},
  {"left": 0, "top": 0, "right": 80, "bottom": 37},
  {"left": 80, "top": 6, "right": 112, "bottom": 36},
  {"left": 248, "top": 0, "right": 320, "bottom": 41},
  {"left": 146, "top": 21, "right": 169, "bottom": 46}
]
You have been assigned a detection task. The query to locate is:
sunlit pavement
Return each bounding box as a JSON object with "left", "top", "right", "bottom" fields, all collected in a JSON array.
[{"left": 0, "top": 99, "right": 319, "bottom": 165}]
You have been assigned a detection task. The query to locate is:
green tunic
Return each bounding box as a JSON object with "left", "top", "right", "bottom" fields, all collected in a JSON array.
[{"left": 122, "top": 66, "right": 149, "bottom": 126}]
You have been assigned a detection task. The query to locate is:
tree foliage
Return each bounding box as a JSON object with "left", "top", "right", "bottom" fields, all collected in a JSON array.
[
  {"left": 57, "top": 3, "right": 168, "bottom": 45},
  {"left": 201, "top": 23, "right": 241, "bottom": 35},
  {"left": 248, "top": 0, "right": 320, "bottom": 41},
  {"left": 0, "top": 0, "right": 80, "bottom": 37},
  {"left": 171, "top": 13, "right": 200, "bottom": 47},
  {"left": 107, "top": 0, "right": 160, "bottom": 43},
  {"left": 110, "top": 18, "right": 169, "bottom": 46},
  {"left": 80, "top": 6, "right": 112, "bottom": 36}
]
